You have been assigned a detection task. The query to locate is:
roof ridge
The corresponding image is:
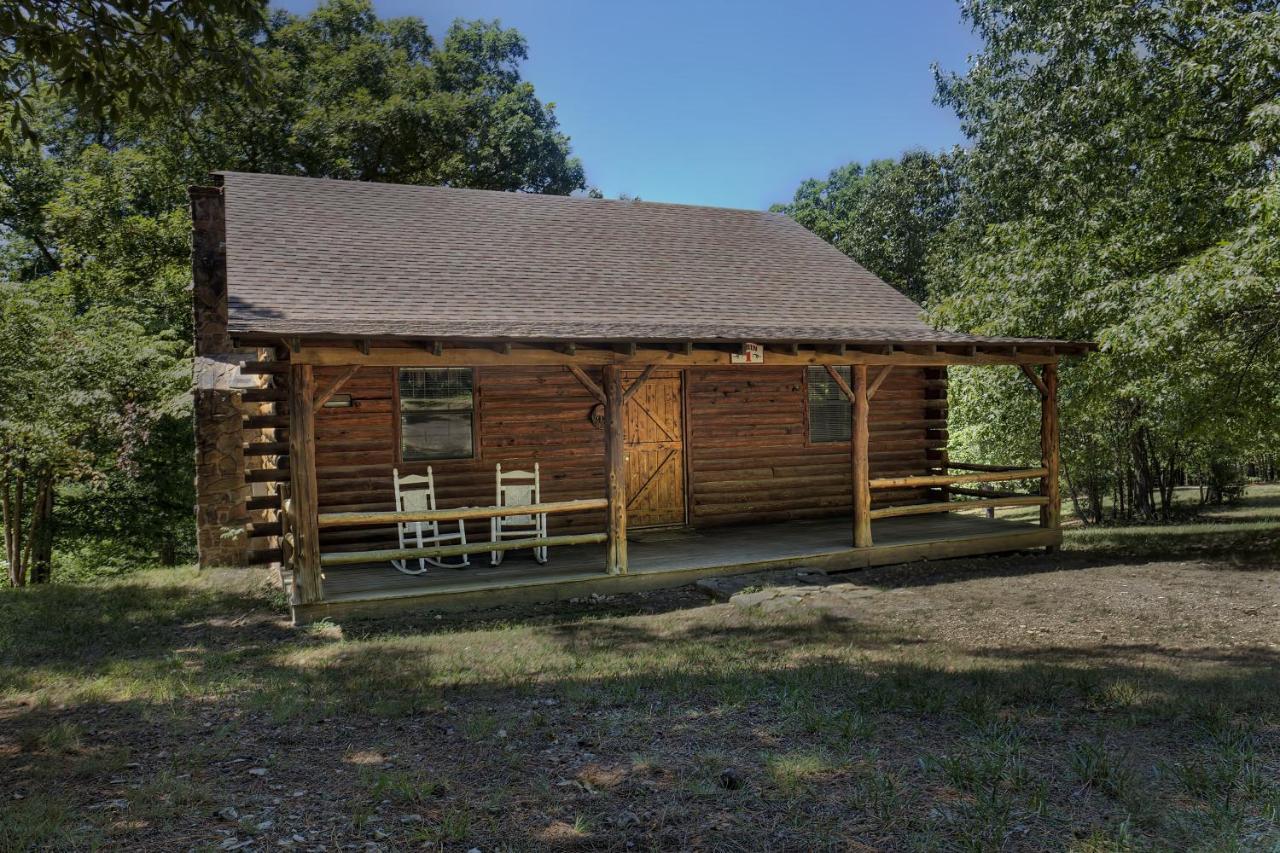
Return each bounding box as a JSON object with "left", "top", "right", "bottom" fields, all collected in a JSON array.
[{"left": 212, "top": 170, "right": 790, "bottom": 218}]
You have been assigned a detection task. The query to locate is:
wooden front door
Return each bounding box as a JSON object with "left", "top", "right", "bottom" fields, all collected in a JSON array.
[{"left": 624, "top": 369, "right": 686, "bottom": 528}]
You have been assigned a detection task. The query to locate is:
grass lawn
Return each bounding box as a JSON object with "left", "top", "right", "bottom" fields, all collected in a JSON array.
[{"left": 2, "top": 487, "right": 1278, "bottom": 850}]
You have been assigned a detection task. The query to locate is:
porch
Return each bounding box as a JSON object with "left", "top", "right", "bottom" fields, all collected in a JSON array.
[{"left": 289, "top": 511, "right": 1058, "bottom": 621}]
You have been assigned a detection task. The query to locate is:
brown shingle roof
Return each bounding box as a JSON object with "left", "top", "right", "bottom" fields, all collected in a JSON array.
[{"left": 217, "top": 172, "right": 1082, "bottom": 349}]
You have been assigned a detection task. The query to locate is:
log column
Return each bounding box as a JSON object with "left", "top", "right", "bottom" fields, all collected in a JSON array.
[
  {"left": 1040, "top": 360, "right": 1060, "bottom": 536},
  {"left": 288, "top": 364, "right": 323, "bottom": 604},
  {"left": 852, "top": 364, "right": 873, "bottom": 548},
  {"left": 602, "top": 365, "right": 628, "bottom": 574}
]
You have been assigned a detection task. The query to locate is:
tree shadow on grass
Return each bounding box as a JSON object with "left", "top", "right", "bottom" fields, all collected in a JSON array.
[
  {"left": 0, "top": 576, "right": 296, "bottom": 690},
  {"left": 5, "top": 604, "right": 1280, "bottom": 850}
]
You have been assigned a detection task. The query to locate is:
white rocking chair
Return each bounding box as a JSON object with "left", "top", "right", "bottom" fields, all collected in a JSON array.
[
  {"left": 490, "top": 463, "right": 548, "bottom": 566},
  {"left": 391, "top": 467, "right": 469, "bottom": 574}
]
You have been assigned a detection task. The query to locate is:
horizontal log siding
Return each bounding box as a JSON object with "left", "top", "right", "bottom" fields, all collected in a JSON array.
[
  {"left": 312, "top": 364, "right": 941, "bottom": 555},
  {"left": 313, "top": 366, "right": 606, "bottom": 556},
  {"left": 685, "top": 366, "right": 936, "bottom": 527}
]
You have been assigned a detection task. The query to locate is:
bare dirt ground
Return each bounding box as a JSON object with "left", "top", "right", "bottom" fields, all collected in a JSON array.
[{"left": 3, "top": 495, "right": 1279, "bottom": 850}]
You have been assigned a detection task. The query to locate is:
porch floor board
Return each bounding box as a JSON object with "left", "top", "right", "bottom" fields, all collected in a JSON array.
[{"left": 309, "top": 512, "right": 1046, "bottom": 605}]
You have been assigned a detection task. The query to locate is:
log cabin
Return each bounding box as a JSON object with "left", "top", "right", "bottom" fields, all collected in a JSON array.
[{"left": 191, "top": 171, "right": 1092, "bottom": 624}]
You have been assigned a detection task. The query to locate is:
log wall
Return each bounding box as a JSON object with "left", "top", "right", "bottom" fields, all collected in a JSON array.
[{"left": 306, "top": 364, "right": 942, "bottom": 556}]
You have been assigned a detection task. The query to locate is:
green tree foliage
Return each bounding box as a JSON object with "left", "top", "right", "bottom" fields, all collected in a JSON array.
[
  {"left": 782, "top": 1, "right": 1279, "bottom": 523},
  {"left": 927, "top": 0, "right": 1280, "bottom": 521},
  {"left": 1, "top": 0, "right": 266, "bottom": 147},
  {"left": 0, "top": 283, "right": 186, "bottom": 585},
  {"left": 773, "top": 150, "right": 960, "bottom": 304},
  {"left": 151, "top": 0, "right": 584, "bottom": 192},
  {"left": 0, "top": 0, "right": 585, "bottom": 583}
]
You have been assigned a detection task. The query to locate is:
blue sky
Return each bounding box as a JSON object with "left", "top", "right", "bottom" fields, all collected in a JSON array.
[{"left": 277, "top": 0, "right": 980, "bottom": 209}]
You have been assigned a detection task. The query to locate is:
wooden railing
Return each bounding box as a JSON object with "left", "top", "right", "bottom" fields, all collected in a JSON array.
[
  {"left": 315, "top": 498, "right": 609, "bottom": 569},
  {"left": 867, "top": 465, "right": 1049, "bottom": 520}
]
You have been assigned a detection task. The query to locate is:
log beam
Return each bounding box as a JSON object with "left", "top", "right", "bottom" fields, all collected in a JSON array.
[
  {"left": 870, "top": 467, "right": 1048, "bottom": 489},
  {"left": 288, "top": 364, "right": 323, "bottom": 605},
  {"left": 318, "top": 498, "right": 609, "bottom": 528},
  {"left": 288, "top": 342, "right": 1064, "bottom": 368},
  {"left": 870, "top": 496, "right": 1049, "bottom": 520},
  {"left": 321, "top": 532, "right": 609, "bottom": 568}
]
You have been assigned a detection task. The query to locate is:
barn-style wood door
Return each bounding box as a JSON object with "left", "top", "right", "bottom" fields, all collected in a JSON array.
[{"left": 623, "top": 369, "right": 686, "bottom": 528}]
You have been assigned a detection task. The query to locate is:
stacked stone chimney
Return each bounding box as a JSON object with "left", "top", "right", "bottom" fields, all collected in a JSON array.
[{"left": 191, "top": 182, "right": 251, "bottom": 568}]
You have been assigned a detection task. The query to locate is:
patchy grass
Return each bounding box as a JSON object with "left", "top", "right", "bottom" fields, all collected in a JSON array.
[
  {"left": 1, "top": 492, "right": 1279, "bottom": 849},
  {"left": 992, "top": 483, "right": 1280, "bottom": 558}
]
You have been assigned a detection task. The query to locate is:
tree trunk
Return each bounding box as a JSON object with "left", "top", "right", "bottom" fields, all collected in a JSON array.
[
  {"left": 160, "top": 532, "right": 177, "bottom": 566},
  {"left": 29, "top": 481, "right": 54, "bottom": 584}
]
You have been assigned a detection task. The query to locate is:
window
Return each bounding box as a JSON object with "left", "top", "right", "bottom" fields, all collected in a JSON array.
[
  {"left": 399, "top": 368, "right": 475, "bottom": 460},
  {"left": 807, "top": 366, "right": 851, "bottom": 443}
]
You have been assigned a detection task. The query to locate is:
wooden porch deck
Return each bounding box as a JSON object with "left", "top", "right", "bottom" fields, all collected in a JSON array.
[{"left": 291, "top": 512, "right": 1058, "bottom": 622}]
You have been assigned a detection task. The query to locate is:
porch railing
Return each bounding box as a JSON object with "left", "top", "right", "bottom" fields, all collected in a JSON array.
[
  {"left": 314, "top": 498, "right": 609, "bottom": 568},
  {"left": 868, "top": 464, "right": 1049, "bottom": 520}
]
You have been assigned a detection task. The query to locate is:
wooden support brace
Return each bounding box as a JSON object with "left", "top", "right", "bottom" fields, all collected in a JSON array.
[
  {"left": 355, "top": 338, "right": 370, "bottom": 356},
  {"left": 824, "top": 364, "right": 856, "bottom": 402},
  {"left": 565, "top": 365, "right": 606, "bottom": 404},
  {"left": 312, "top": 365, "right": 361, "bottom": 413},
  {"left": 623, "top": 364, "right": 657, "bottom": 403},
  {"left": 867, "top": 365, "right": 894, "bottom": 401},
  {"left": 615, "top": 342, "right": 637, "bottom": 356},
  {"left": 1019, "top": 363, "right": 1050, "bottom": 398}
]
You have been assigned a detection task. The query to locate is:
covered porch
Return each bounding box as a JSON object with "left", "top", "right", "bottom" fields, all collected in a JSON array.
[{"left": 290, "top": 511, "right": 1055, "bottom": 621}]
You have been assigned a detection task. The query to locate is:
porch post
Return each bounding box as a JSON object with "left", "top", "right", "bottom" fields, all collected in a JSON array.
[
  {"left": 1040, "top": 360, "right": 1060, "bottom": 536},
  {"left": 602, "top": 365, "right": 628, "bottom": 574},
  {"left": 288, "top": 363, "right": 323, "bottom": 603},
  {"left": 852, "top": 364, "right": 873, "bottom": 548}
]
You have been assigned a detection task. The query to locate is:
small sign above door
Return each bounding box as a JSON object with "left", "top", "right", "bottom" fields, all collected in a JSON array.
[{"left": 730, "top": 342, "right": 765, "bottom": 364}]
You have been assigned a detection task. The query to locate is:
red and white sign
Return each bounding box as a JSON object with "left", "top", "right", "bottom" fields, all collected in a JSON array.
[{"left": 730, "top": 342, "right": 765, "bottom": 364}]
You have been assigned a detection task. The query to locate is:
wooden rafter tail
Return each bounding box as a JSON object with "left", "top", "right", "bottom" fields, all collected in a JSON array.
[
  {"left": 312, "top": 365, "right": 361, "bottom": 412},
  {"left": 1019, "top": 363, "right": 1050, "bottom": 398},
  {"left": 622, "top": 364, "right": 657, "bottom": 402},
  {"left": 824, "top": 364, "right": 856, "bottom": 402},
  {"left": 866, "top": 365, "right": 894, "bottom": 401},
  {"left": 565, "top": 364, "right": 605, "bottom": 404}
]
